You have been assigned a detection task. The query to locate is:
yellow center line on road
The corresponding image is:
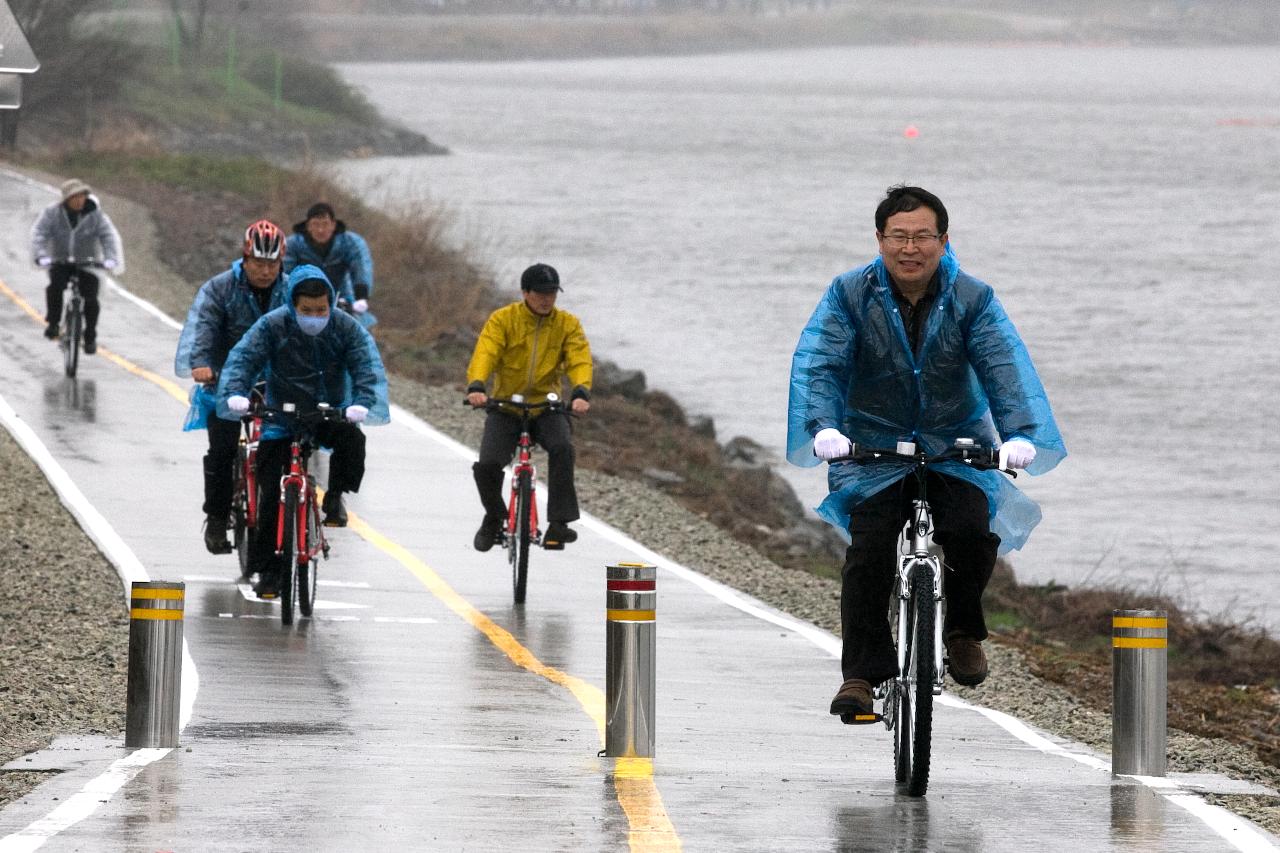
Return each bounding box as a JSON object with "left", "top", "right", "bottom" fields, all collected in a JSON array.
[
  {"left": 2, "top": 274, "right": 681, "bottom": 851},
  {"left": 348, "top": 513, "right": 682, "bottom": 852}
]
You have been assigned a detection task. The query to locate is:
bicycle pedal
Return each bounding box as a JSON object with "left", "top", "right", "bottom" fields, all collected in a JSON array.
[
  {"left": 840, "top": 712, "right": 883, "bottom": 726},
  {"left": 542, "top": 539, "right": 565, "bottom": 551}
]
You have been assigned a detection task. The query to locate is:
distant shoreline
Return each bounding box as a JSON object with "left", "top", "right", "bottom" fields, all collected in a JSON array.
[{"left": 297, "top": 8, "right": 1279, "bottom": 64}]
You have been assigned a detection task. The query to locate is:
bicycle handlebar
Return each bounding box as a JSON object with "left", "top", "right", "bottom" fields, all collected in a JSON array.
[
  {"left": 463, "top": 395, "right": 566, "bottom": 414},
  {"left": 825, "top": 441, "right": 1015, "bottom": 476},
  {"left": 254, "top": 402, "right": 349, "bottom": 426}
]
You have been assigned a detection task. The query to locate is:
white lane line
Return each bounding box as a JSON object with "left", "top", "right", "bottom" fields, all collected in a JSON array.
[
  {"left": 0, "top": 749, "right": 169, "bottom": 853},
  {"left": 107, "top": 280, "right": 181, "bottom": 331},
  {"left": 0, "top": 352, "right": 199, "bottom": 848}
]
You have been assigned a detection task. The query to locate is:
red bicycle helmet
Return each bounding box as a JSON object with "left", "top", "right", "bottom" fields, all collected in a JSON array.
[{"left": 244, "top": 219, "right": 284, "bottom": 260}]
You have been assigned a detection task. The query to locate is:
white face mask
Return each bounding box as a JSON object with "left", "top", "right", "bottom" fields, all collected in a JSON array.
[{"left": 297, "top": 314, "right": 329, "bottom": 336}]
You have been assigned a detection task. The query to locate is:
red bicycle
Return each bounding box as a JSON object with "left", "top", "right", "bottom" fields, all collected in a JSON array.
[
  {"left": 470, "top": 394, "right": 564, "bottom": 605},
  {"left": 231, "top": 386, "right": 266, "bottom": 579},
  {"left": 257, "top": 402, "right": 343, "bottom": 626}
]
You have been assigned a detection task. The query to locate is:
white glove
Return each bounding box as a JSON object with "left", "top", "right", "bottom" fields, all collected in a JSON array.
[
  {"left": 102, "top": 259, "right": 118, "bottom": 271},
  {"left": 814, "top": 427, "right": 853, "bottom": 460},
  {"left": 345, "top": 404, "right": 368, "bottom": 423},
  {"left": 352, "top": 299, "right": 368, "bottom": 314},
  {"left": 36, "top": 256, "right": 51, "bottom": 268},
  {"left": 227, "top": 395, "right": 250, "bottom": 414},
  {"left": 999, "top": 438, "right": 1037, "bottom": 470}
]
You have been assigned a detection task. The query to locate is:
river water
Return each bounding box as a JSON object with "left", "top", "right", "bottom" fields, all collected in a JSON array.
[{"left": 336, "top": 46, "right": 1280, "bottom": 635}]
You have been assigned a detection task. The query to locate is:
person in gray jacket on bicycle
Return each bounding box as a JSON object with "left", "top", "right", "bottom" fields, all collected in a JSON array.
[{"left": 29, "top": 178, "right": 124, "bottom": 354}]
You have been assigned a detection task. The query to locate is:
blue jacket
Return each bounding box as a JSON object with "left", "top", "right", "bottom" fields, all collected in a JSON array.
[
  {"left": 216, "top": 265, "right": 390, "bottom": 440},
  {"left": 787, "top": 249, "right": 1066, "bottom": 552},
  {"left": 283, "top": 220, "right": 375, "bottom": 321},
  {"left": 175, "top": 259, "right": 288, "bottom": 431}
]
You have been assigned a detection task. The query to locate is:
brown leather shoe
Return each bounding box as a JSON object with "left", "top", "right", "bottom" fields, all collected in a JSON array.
[
  {"left": 946, "top": 633, "right": 989, "bottom": 686},
  {"left": 829, "top": 678, "right": 874, "bottom": 716}
]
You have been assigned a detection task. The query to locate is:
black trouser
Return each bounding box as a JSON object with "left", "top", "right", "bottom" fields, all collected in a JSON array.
[
  {"left": 839, "top": 472, "right": 999, "bottom": 684},
  {"left": 202, "top": 415, "right": 241, "bottom": 518},
  {"left": 472, "top": 410, "right": 578, "bottom": 524},
  {"left": 46, "top": 265, "right": 101, "bottom": 339},
  {"left": 250, "top": 422, "right": 366, "bottom": 574}
]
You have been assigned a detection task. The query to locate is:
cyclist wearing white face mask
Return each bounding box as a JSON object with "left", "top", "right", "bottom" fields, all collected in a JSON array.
[{"left": 216, "top": 265, "right": 389, "bottom": 597}]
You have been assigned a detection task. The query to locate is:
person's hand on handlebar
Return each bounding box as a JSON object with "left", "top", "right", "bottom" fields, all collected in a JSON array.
[
  {"left": 352, "top": 299, "right": 369, "bottom": 314},
  {"left": 467, "top": 391, "right": 488, "bottom": 408},
  {"left": 814, "top": 427, "right": 853, "bottom": 460},
  {"left": 191, "top": 367, "right": 215, "bottom": 384},
  {"left": 998, "top": 438, "right": 1036, "bottom": 470},
  {"left": 227, "top": 395, "right": 251, "bottom": 414},
  {"left": 345, "top": 404, "right": 368, "bottom": 423},
  {"left": 571, "top": 398, "right": 589, "bottom": 415},
  {"left": 36, "top": 256, "right": 52, "bottom": 269}
]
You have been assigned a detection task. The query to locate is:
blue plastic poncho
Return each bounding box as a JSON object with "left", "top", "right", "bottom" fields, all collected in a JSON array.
[
  {"left": 174, "top": 259, "right": 288, "bottom": 431},
  {"left": 786, "top": 249, "right": 1066, "bottom": 552},
  {"left": 216, "top": 265, "right": 390, "bottom": 439},
  {"left": 283, "top": 222, "right": 376, "bottom": 328}
]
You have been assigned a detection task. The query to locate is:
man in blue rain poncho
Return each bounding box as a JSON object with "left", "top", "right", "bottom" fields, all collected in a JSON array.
[
  {"left": 218, "top": 265, "right": 389, "bottom": 598},
  {"left": 283, "top": 202, "right": 376, "bottom": 327},
  {"left": 787, "top": 186, "right": 1066, "bottom": 720},
  {"left": 175, "top": 220, "right": 289, "bottom": 555}
]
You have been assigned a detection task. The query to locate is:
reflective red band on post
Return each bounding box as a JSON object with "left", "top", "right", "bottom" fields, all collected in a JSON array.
[{"left": 608, "top": 580, "right": 656, "bottom": 592}]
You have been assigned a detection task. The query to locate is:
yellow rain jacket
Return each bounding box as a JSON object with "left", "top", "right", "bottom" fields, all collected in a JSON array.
[{"left": 466, "top": 301, "right": 593, "bottom": 411}]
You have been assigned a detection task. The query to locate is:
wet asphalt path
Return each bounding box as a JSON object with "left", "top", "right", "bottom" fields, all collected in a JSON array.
[{"left": 0, "top": 170, "right": 1275, "bottom": 852}]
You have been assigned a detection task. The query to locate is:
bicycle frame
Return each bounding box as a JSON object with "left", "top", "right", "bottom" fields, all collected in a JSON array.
[
  {"left": 239, "top": 412, "right": 262, "bottom": 530},
  {"left": 505, "top": 428, "right": 541, "bottom": 547},
  {"left": 274, "top": 433, "right": 328, "bottom": 567}
]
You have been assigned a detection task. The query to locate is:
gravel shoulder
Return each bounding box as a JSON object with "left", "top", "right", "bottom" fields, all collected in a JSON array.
[{"left": 1, "top": 185, "right": 1276, "bottom": 837}]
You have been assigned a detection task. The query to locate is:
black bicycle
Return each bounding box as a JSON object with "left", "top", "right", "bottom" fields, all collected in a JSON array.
[
  {"left": 829, "top": 438, "right": 1010, "bottom": 796},
  {"left": 57, "top": 262, "right": 99, "bottom": 378},
  {"left": 466, "top": 394, "right": 565, "bottom": 605}
]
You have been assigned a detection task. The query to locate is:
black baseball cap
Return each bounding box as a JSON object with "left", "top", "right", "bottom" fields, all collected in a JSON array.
[{"left": 521, "top": 263, "right": 562, "bottom": 293}]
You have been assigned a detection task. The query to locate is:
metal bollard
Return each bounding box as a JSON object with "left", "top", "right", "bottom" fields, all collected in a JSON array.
[
  {"left": 1111, "top": 609, "right": 1167, "bottom": 776},
  {"left": 606, "top": 562, "right": 656, "bottom": 758},
  {"left": 125, "top": 581, "right": 185, "bottom": 748}
]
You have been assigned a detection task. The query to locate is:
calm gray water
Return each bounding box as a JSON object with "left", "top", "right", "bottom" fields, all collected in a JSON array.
[{"left": 337, "top": 46, "right": 1280, "bottom": 635}]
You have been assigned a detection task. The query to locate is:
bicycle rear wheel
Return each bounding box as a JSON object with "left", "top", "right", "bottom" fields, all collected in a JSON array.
[
  {"left": 298, "top": 491, "right": 319, "bottom": 618},
  {"left": 63, "top": 301, "right": 81, "bottom": 378},
  {"left": 895, "top": 564, "right": 935, "bottom": 796},
  {"left": 512, "top": 470, "right": 531, "bottom": 605},
  {"left": 280, "top": 484, "right": 300, "bottom": 626}
]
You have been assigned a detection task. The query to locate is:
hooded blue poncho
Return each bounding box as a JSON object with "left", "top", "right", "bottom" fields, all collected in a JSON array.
[
  {"left": 786, "top": 249, "right": 1066, "bottom": 552},
  {"left": 216, "top": 265, "right": 389, "bottom": 439}
]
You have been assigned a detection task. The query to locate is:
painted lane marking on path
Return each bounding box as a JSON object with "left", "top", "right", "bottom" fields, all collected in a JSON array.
[
  {"left": 0, "top": 396, "right": 198, "bottom": 851},
  {"left": 346, "top": 510, "right": 682, "bottom": 853},
  {"left": 2, "top": 273, "right": 682, "bottom": 852}
]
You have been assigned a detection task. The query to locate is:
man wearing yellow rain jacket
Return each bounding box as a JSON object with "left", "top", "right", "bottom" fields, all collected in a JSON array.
[{"left": 466, "top": 263, "right": 593, "bottom": 551}]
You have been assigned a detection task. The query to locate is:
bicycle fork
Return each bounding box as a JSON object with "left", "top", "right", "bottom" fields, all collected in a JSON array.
[{"left": 895, "top": 500, "right": 945, "bottom": 695}]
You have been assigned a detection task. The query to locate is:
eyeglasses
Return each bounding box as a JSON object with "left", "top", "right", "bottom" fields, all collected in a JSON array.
[{"left": 880, "top": 232, "right": 943, "bottom": 249}]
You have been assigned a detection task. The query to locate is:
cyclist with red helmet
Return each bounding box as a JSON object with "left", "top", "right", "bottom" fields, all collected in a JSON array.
[{"left": 175, "top": 220, "right": 289, "bottom": 555}]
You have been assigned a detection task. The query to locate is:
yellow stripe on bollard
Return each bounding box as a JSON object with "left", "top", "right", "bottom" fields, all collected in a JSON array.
[
  {"left": 1112, "top": 616, "right": 1167, "bottom": 629},
  {"left": 1113, "top": 637, "right": 1167, "bottom": 649},
  {"left": 129, "top": 608, "right": 184, "bottom": 621},
  {"left": 131, "top": 588, "right": 185, "bottom": 600},
  {"left": 608, "top": 609, "right": 656, "bottom": 622}
]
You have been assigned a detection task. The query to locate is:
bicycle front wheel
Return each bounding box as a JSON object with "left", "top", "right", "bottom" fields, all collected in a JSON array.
[
  {"left": 280, "top": 483, "right": 300, "bottom": 627},
  {"left": 232, "top": 449, "right": 251, "bottom": 579},
  {"left": 298, "top": 491, "right": 319, "bottom": 618},
  {"left": 63, "top": 302, "right": 81, "bottom": 378},
  {"left": 896, "top": 564, "right": 935, "bottom": 797},
  {"left": 512, "top": 470, "right": 531, "bottom": 605}
]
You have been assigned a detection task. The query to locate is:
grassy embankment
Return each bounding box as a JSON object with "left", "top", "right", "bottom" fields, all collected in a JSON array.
[{"left": 8, "top": 7, "right": 1278, "bottom": 777}]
